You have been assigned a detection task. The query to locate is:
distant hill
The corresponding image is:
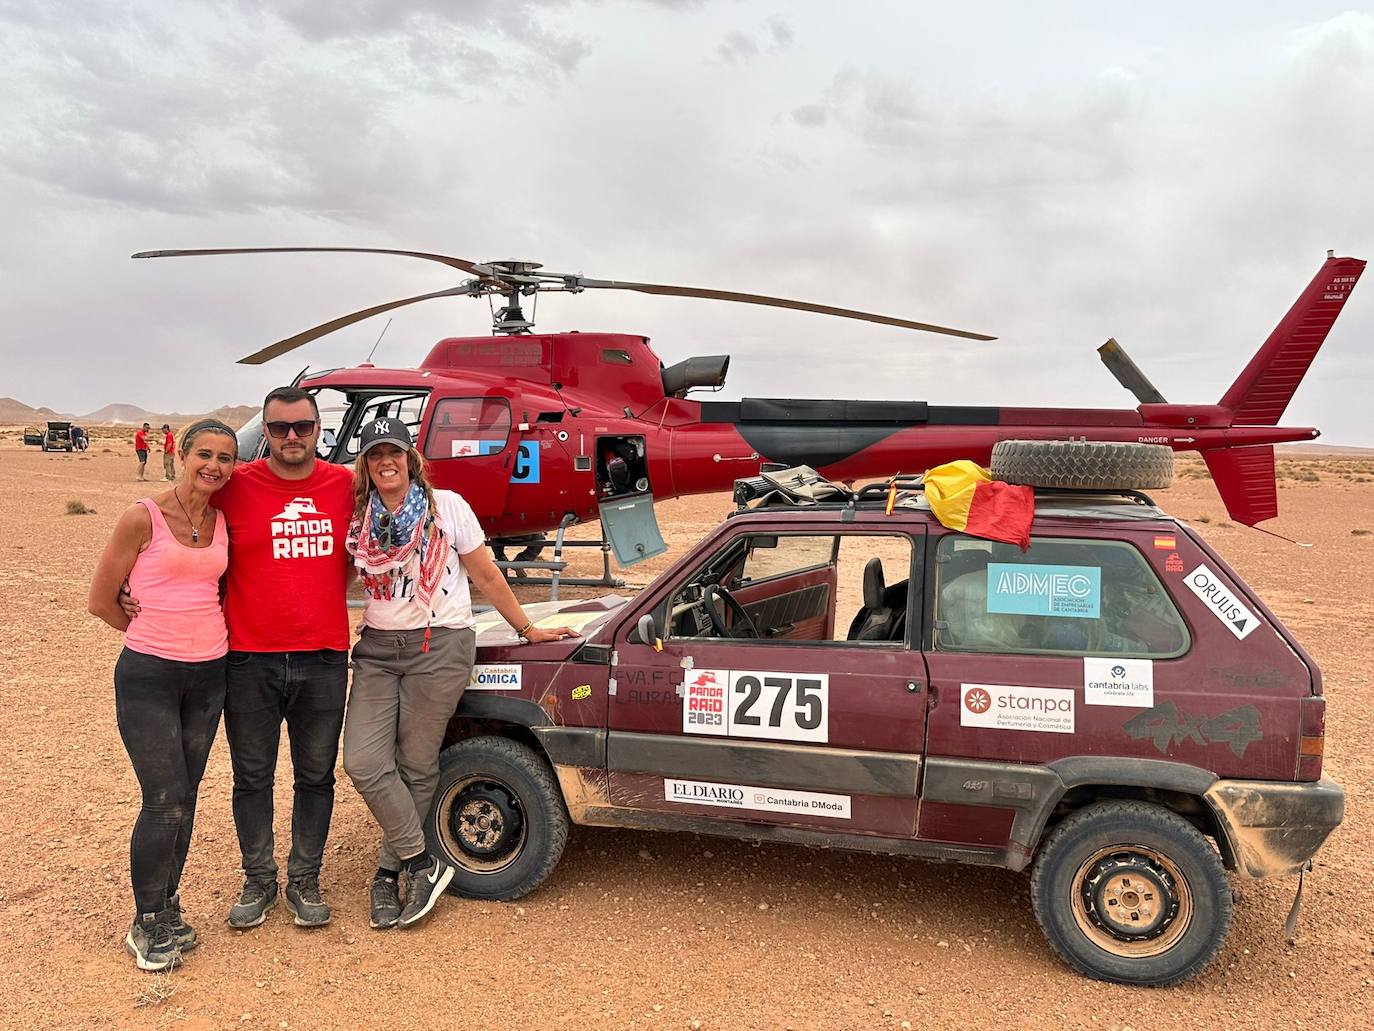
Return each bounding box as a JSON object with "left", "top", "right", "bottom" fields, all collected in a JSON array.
[
  {"left": 0, "top": 397, "right": 70, "bottom": 423},
  {"left": 1, "top": 398, "right": 257, "bottom": 430}
]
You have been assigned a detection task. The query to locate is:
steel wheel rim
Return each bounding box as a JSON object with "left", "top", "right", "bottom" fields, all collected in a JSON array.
[
  {"left": 436, "top": 774, "right": 528, "bottom": 875},
  {"left": 1069, "top": 844, "right": 1193, "bottom": 958}
]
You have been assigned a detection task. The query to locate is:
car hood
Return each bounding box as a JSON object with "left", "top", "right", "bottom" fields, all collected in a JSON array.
[{"left": 472, "top": 594, "right": 632, "bottom": 660}]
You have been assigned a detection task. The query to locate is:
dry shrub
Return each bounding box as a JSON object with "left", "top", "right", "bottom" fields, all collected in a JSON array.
[
  {"left": 1194, "top": 515, "right": 1212, "bottom": 524},
  {"left": 1353, "top": 529, "right": 1373, "bottom": 537},
  {"left": 133, "top": 971, "right": 176, "bottom": 1009},
  {"left": 65, "top": 499, "right": 94, "bottom": 515}
]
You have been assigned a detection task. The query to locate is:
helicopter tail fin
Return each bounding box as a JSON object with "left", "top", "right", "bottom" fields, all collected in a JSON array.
[
  {"left": 1202, "top": 446, "right": 1277, "bottom": 526},
  {"left": 1219, "top": 254, "right": 1365, "bottom": 425}
]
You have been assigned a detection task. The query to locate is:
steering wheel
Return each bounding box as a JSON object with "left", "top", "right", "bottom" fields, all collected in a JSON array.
[{"left": 703, "top": 585, "right": 758, "bottom": 639}]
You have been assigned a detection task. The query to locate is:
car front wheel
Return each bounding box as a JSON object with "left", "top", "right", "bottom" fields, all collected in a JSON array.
[
  {"left": 426, "top": 735, "right": 569, "bottom": 901},
  {"left": 1030, "top": 800, "right": 1232, "bottom": 986}
]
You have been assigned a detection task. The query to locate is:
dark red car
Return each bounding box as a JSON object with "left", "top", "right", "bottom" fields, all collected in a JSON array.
[{"left": 425, "top": 474, "right": 1343, "bottom": 986}]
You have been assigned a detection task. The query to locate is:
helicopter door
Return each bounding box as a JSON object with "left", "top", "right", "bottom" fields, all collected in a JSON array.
[
  {"left": 420, "top": 396, "right": 516, "bottom": 519},
  {"left": 596, "top": 435, "right": 667, "bottom": 566}
]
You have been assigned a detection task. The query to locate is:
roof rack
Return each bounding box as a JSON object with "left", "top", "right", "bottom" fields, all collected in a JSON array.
[{"left": 732, "top": 467, "right": 1160, "bottom": 515}]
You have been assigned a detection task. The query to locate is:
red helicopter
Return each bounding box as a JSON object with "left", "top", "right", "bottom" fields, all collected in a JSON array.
[{"left": 132, "top": 247, "right": 1364, "bottom": 572}]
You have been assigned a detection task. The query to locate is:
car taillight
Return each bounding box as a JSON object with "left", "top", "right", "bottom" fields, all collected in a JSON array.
[{"left": 1298, "top": 696, "right": 1326, "bottom": 781}]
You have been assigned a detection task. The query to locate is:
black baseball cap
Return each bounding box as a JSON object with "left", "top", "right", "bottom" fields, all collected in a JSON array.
[{"left": 358, "top": 417, "right": 413, "bottom": 456}]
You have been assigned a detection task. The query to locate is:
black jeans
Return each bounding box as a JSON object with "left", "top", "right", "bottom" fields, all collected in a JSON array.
[
  {"left": 223, "top": 649, "right": 348, "bottom": 884},
  {"left": 114, "top": 648, "right": 226, "bottom": 915}
]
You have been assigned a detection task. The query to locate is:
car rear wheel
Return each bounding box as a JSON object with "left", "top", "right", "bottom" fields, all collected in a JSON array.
[
  {"left": 427, "top": 735, "right": 569, "bottom": 901},
  {"left": 1030, "top": 800, "right": 1231, "bottom": 986},
  {"left": 991, "top": 440, "right": 1174, "bottom": 490}
]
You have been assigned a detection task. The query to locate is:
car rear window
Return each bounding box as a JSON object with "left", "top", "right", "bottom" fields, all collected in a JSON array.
[{"left": 933, "top": 534, "right": 1189, "bottom": 659}]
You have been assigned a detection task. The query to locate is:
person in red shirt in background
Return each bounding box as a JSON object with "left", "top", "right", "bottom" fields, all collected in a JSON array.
[
  {"left": 134, "top": 422, "right": 151, "bottom": 481},
  {"left": 162, "top": 424, "right": 177, "bottom": 481}
]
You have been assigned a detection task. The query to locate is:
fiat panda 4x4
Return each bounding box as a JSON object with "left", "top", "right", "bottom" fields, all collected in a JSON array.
[{"left": 425, "top": 465, "right": 1343, "bottom": 986}]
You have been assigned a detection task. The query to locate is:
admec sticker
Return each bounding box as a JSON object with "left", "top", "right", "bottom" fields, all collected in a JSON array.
[
  {"left": 663, "top": 779, "right": 851, "bottom": 819},
  {"left": 1183, "top": 565, "right": 1258, "bottom": 641},
  {"left": 468, "top": 664, "right": 522, "bottom": 691},
  {"left": 960, "top": 683, "right": 1075, "bottom": 734},
  {"left": 987, "top": 563, "right": 1101, "bottom": 619},
  {"left": 1084, "top": 657, "right": 1153, "bottom": 707}
]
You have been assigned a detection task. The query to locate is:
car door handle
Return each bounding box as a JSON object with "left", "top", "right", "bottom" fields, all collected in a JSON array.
[{"left": 769, "top": 623, "right": 795, "bottom": 636}]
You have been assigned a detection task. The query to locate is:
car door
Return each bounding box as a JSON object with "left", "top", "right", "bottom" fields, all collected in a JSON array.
[{"left": 607, "top": 521, "right": 927, "bottom": 839}]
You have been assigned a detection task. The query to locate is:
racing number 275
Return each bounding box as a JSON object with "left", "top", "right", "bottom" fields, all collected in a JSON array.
[{"left": 729, "top": 671, "right": 829, "bottom": 743}]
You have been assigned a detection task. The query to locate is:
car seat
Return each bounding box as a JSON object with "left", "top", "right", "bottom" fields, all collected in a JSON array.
[{"left": 846, "top": 558, "right": 908, "bottom": 641}]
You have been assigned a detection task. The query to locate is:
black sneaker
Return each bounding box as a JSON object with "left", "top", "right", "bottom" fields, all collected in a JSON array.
[
  {"left": 126, "top": 912, "right": 180, "bottom": 972},
  {"left": 227, "top": 879, "right": 278, "bottom": 929},
  {"left": 161, "top": 892, "right": 197, "bottom": 952},
  {"left": 285, "top": 876, "right": 331, "bottom": 927},
  {"left": 398, "top": 856, "right": 454, "bottom": 928},
  {"left": 370, "top": 874, "right": 401, "bottom": 930}
]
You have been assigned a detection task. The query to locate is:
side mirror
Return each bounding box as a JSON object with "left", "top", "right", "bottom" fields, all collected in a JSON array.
[{"left": 635, "top": 612, "right": 659, "bottom": 647}]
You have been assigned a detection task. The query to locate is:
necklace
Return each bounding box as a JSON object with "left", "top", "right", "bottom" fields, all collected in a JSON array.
[{"left": 172, "top": 486, "right": 206, "bottom": 543}]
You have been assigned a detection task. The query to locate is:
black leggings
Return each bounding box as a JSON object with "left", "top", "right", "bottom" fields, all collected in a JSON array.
[{"left": 114, "top": 648, "right": 226, "bottom": 915}]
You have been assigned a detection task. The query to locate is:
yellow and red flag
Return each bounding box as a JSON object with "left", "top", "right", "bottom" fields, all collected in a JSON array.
[{"left": 923, "top": 460, "right": 1033, "bottom": 549}]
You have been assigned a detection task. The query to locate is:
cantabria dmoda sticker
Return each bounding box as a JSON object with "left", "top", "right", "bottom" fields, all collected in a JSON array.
[
  {"left": 1182, "top": 564, "right": 1258, "bottom": 641},
  {"left": 468, "top": 664, "right": 522, "bottom": 690},
  {"left": 683, "top": 669, "right": 828, "bottom": 743},
  {"left": 664, "top": 778, "right": 850, "bottom": 819}
]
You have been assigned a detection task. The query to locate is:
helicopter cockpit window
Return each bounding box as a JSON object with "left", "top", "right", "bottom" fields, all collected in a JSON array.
[
  {"left": 425, "top": 397, "right": 512, "bottom": 460},
  {"left": 336, "top": 393, "right": 428, "bottom": 463},
  {"left": 308, "top": 388, "right": 351, "bottom": 458}
]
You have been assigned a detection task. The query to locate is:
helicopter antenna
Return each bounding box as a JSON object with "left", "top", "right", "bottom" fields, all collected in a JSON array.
[{"left": 364, "top": 318, "right": 393, "bottom": 364}]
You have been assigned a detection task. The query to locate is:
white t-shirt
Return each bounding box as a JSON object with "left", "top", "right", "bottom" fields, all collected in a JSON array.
[{"left": 359, "top": 489, "right": 486, "bottom": 631}]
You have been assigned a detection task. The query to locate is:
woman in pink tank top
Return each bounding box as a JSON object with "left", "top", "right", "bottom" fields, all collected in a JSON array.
[{"left": 88, "top": 419, "right": 239, "bottom": 972}]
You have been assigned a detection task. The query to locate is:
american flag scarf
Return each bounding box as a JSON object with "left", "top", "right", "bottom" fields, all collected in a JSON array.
[{"left": 346, "top": 483, "right": 447, "bottom": 623}]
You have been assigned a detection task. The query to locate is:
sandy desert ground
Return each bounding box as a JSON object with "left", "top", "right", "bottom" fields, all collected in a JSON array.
[{"left": 1, "top": 433, "right": 1371, "bottom": 1030}]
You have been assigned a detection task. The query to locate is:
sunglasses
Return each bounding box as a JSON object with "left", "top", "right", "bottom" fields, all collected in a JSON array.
[{"left": 265, "top": 419, "right": 318, "bottom": 439}]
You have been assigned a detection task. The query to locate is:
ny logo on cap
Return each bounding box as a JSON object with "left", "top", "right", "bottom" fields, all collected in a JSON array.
[{"left": 373, "top": 419, "right": 390, "bottom": 433}]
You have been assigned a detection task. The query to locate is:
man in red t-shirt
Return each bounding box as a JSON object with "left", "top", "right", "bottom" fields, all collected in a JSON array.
[
  {"left": 161, "top": 424, "right": 176, "bottom": 481},
  {"left": 134, "top": 422, "right": 150, "bottom": 481},
  {"left": 212, "top": 386, "right": 355, "bottom": 929}
]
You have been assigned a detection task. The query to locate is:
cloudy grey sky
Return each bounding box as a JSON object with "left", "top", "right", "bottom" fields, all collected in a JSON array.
[{"left": 2, "top": 1, "right": 1371, "bottom": 442}]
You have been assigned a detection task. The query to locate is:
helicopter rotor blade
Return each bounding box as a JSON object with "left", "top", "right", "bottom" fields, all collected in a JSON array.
[
  {"left": 236, "top": 284, "right": 481, "bottom": 365},
  {"left": 132, "top": 246, "right": 498, "bottom": 281},
  {"left": 571, "top": 277, "right": 996, "bottom": 341}
]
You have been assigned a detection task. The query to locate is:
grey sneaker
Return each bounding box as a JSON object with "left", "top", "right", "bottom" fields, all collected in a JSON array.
[
  {"left": 161, "top": 892, "right": 197, "bottom": 952},
  {"left": 369, "top": 874, "right": 401, "bottom": 930},
  {"left": 398, "top": 856, "right": 454, "bottom": 928},
  {"left": 126, "top": 912, "right": 180, "bottom": 972},
  {"left": 285, "top": 877, "right": 331, "bottom": 927},
  {"left": 227, "top": 879, "right": 278, "bottom": 929}
]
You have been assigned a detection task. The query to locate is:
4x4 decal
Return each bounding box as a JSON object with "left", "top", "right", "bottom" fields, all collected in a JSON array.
[{"left": 1122, "top": 700, "right": 1263, "bottom": 758}]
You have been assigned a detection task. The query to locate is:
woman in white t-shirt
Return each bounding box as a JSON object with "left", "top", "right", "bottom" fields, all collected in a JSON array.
[{"left": 341, "top": 417, "right": 576, "bottom": 931}]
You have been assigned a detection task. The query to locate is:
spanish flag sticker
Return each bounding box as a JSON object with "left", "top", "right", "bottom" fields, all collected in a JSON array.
[{"left": 1154, "top": 535, "right": 1177, "bottom": 550}]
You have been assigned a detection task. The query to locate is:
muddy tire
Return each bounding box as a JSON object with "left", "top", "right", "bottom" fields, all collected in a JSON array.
[
  {"left": 1030, "top": 800, "right": 1231, "bottom": 986},
  {"left": 991, "top": 440, "right": 1174, "bottom": 490},
  {"left": 426, "top": 736, "right": 569, "bottom": 901}
]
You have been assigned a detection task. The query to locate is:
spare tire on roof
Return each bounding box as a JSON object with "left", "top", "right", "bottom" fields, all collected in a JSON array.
[{"left": 990, "top": 440, "right": 1174, "bottom": 490}]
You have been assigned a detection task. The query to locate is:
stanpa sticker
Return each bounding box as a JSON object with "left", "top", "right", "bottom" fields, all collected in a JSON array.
[
  {"left": 1182, "top": 564, "right": 1258, "bottom": 641},
  {"left": 960, "top": 683, "right": 1075, "bottom": 734},
  {"left": 1084, "top": 657, "right": 1154, "bottom": 707},
  {"left": 987, "top": 563, "right": 1101, "bottom": 619},
  {"left": 683, "top": 668, "right": 828, "bottom": 743},
  {"left": 664, "top": 778, "right": 851, "bottom": 819},
  {"left": 469, "top": 664, "right": 522, "bottom": 691}
]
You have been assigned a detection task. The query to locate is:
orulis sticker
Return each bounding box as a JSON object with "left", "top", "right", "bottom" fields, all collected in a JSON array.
[{"left": 1182, "top": 565, "right": 1259, "bottom": 641}]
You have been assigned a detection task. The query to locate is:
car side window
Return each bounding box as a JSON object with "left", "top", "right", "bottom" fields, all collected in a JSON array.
[
  {"left": 933, "top": 534, "right": 1189, "bottom": 658},
  {"left": 666, "top": 531, "right": 913, "bottom": 645}
]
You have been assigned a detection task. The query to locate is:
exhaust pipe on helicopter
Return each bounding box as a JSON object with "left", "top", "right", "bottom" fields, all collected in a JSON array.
[{"left": 661, "top": 355, "right": 730, "bottom": 397}]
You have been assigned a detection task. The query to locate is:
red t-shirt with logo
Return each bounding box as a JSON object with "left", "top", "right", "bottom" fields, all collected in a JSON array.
[
  {"left": 211, "top": 458, "right": 355, "bottom": 652},
  {"left": 134, "top": 429, "right": 148, "bottom": 452}
]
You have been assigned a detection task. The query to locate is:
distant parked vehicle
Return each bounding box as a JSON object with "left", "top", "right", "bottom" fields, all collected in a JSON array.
[{"left": 42, "top": 421, "right": 74, "bottom": 452}]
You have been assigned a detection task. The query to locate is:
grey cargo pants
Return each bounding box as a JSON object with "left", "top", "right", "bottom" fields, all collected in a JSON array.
[{"left": 342, "top": 625, "right": 475, "bottom": 869}]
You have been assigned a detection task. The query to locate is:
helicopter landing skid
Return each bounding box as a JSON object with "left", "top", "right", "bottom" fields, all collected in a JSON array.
[{"left": 492, "top": 516, "right": 624, "bottom": 602}]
